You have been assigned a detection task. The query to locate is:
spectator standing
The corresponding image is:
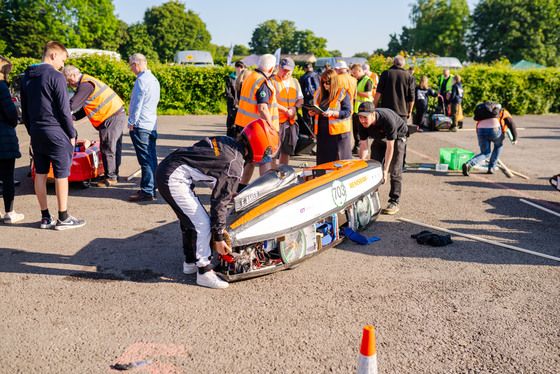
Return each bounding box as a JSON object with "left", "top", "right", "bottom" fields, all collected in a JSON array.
[
  {"left": 271, "top": 58, "right": 303, "bottom": 166},
  {"left": 374, "top": 55, "right": 415, "bottom": 170},
  {"left": 307, "top": 69, "right": 352, "bottom": 165},
  {"left": 350, "top": 63, "right": 373, "bottom": 154},
  {"left": 449, "top": 75, "right": 464, "bottom": 132},
  {"left": 299, "top": 62, "right": 320, "bottom": 131},
  {"left": 438, "top": 68, "right": 454, "bottom": 114},
  {"left": 414, "top": 76, "right": 438, "bottom": 129},
  {"left": 357, "top": 102, "right": 408, "bottom": 215},
  {"left": 408, "top": 66, "right": 416, "bottom": 86},
  {"left": 463, "top": 105, "right": 518, "bottom": 176},
  {"left": 20, "top": 41, "right": 85, "bottom": 230},
  {"left": 335, "top": 61, "right": 357, "bottom": 112},
  {"left": 225, "top": 61, "right": 245, "bottom": 137},
  {"left": 0, "top": 55, "right": 24, "bottom": 224},
  {"left": 234, "top": 54, "right": 279, "bottom": 191},
  {"left": 61, "top": 66, "right": 126, "bottom": 187},
  {"left": 128, "top": 53, "right": 161, "bottom": 202},
  {"left": 362, "top": 63, "right": 379, "bottom": 97},
  {"left": 373, "top": 55, "right": 415, "bottom": 121}
]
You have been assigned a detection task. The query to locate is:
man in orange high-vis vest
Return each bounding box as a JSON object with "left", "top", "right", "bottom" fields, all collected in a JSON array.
[
  {"left": 335, "top": 60, "right": 357, "bottom": 110},
  {"left": 235, "top": 54, "right": 280, "bottom": 191},
  {"left": 271, "top": 57, "right": 303, "bottom": 166},
  {"left": 62, "top": 65, "right": 126, "bottom": 187}
]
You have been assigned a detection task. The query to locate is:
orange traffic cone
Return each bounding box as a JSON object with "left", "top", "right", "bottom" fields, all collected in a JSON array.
[{"left": 356, "top": 325, "right": 378, "bottom": 374}]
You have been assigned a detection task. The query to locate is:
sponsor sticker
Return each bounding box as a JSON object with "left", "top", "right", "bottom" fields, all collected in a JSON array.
[{"left": 349, "top": 175, "right": 367, "bottom": 189}]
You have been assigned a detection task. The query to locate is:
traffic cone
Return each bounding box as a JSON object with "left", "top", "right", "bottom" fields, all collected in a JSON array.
[{"left": 356, "top": 325, "right": 378, "bottom": 374}]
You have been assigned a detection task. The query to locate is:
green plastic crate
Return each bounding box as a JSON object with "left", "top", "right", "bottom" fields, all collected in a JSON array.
[{"left": 439, "top": 148, "right": 475, "bottom": 170}]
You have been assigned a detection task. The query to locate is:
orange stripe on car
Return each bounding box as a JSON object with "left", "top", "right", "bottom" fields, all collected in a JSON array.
[{"left": 229, "top": 160, "right": 368, "bottom": 229}]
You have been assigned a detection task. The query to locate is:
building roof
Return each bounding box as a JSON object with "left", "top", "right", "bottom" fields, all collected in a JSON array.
[{"left": 511, "top": 60, "right": 546, "bottom": 70}]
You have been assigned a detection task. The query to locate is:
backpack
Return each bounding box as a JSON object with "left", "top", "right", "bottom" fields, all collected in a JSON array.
[
  {"left": 474, "top": 102, "right": 502, "bottom": 121},
  {"left": 301, "top": 72, "right": 319, "bottom": 101}
]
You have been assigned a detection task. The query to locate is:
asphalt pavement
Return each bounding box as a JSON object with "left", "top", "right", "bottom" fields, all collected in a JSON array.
[{"left": 1, "top": 114, "right": 559, "bottom": 373}]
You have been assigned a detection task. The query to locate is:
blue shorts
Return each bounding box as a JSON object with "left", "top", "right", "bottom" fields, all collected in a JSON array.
[{"left": 31, "top": 131, "right": 73, "bottom": 179}]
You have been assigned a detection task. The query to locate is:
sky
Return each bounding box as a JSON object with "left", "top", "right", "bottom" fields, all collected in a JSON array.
[{"left": 113, "top": 0, "right": 480, "bottom": 56}]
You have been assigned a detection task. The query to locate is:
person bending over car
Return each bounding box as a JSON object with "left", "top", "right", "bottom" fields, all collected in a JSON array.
[{"left": 155, "top": 119, "right": 279, "bottom": 289}]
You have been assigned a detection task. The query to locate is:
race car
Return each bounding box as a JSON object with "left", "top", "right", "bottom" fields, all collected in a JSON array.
[
  {"left": 216, "top": 159, "right": 383, "bottom": 281},
  {"left": 31, "top": 140, "right": 104, "bottom": 188}
]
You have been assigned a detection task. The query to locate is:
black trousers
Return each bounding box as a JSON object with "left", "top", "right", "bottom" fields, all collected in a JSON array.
[
  {"left": 414, "top": 104, "right": 428, "bottom": 128},
  {"left": 99, "top": 112, "right": 125, "bottom": 180},
  {"left": 370, "top": 138, "right": 406, "bottom": 204},
  {"left": 0, "top": 158, "right": 16, "bottom": 212}
]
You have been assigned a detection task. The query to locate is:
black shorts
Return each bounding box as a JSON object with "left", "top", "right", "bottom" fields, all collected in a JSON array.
[{"left": 31, "top": 130, "right": 73, "bottom": 179}]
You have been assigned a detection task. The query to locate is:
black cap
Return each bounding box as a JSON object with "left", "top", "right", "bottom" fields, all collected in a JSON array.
[
  {"left": 357, "top": 102, "right": 375, "bottom": 116},
  {"left": 304, "top": 62, "right": 313, "bottom": 69}
]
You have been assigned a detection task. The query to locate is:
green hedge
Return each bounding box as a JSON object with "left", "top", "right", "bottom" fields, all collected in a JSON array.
[{"left": 11, "top": 55, "right": 560, "bottom": 116}]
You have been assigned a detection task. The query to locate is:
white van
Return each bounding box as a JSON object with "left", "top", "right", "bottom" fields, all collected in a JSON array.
[
  {"left": 67, "top": 48, "right": 121, "bottom": 61},
  {"left": 174, "top": 51, "right": 214, "bottom": 67}
]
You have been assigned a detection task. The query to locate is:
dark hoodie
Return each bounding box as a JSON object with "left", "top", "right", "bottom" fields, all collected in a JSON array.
[{"left": 21, "top": 63, "right": 75, "bottom": 141}]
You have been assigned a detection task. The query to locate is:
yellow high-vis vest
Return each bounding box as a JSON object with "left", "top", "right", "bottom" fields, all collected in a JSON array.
[{"left": 354, "top": 75, "right": 374, "bottom": 113}]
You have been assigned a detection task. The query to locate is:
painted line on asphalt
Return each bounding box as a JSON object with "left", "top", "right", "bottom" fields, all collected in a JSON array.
[{"left": 407, "top": 147, "right": 560, "bottom": 212}]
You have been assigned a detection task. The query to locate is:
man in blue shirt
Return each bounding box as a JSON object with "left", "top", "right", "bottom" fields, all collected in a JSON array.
[{"left": 128, "top": 53, "right": 161, "bottom": 202}]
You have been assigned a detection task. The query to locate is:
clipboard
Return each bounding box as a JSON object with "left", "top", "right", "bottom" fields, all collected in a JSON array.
[{"left": 303, "top": 104, "right": 325, "bottom": 113}]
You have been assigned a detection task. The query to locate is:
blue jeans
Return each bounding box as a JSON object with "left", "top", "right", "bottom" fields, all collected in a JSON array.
[
  {"left": 130, "top": 128, "right": 158, "bottom": 196},
  {"left": 468, "top": 128, "right": 504, "bottom": 169}
]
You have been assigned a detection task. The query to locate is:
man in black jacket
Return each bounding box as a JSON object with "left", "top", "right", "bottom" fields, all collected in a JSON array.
[
  {"left": 155, "top": 119, "right": 278, "bottom": 288},
  {"left": 298, "top": 62, "right": 320, "bottom": 133},
  {"left": 21, "top": 41, "right": 85, "bottom": 230},
  {"left": 224, "top": 61, "right": 245, "bottom": 137}
]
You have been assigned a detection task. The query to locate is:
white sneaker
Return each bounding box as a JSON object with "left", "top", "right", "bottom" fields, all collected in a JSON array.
[
  {"left": 196, "top": 270, "right": 229, "bottom": 289},
  {"left": 182, "top": 262, "right": 197, "bottom": 274}
]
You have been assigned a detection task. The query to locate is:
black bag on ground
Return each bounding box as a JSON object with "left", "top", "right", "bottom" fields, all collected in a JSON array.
[
  {"left": 474, "top": 102, "right": 502, "bottom": 121},
  {"left": 293, "top": 116, "right": 316, "bottom": 155}
]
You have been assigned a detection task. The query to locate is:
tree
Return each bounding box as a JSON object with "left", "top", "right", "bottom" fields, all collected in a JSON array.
[
  {"left": 249, "top": 20, "right": 297, "bottom": 54},
  {"left": 64, "top": 0, "right": 121, "bottom": 50},
  {"left": 233, "top": 45, "right": 250, "bottom": 56},
  {"left": 293, "top": 30, "right": 327, "bottom": 55},
  {"left": 144, "top": 1, "right": 211, "bottom": 62},
  {"left": 0, "top": 0, "right": 122, "bottom": 57},
  {"left": 353, "top": 52, "right": 372, "bottom": 58},
  {"left": 469, "top": 0, "right": 560, "bottom": 66},
  {"left": 386, "top": 0, "right": 470, "bottom": 60},
  {"left": 249, "top": 20, "right": 328, "bottom": 55},
  {"left": 0, "top": 0, "right": 67, "bottom": 57},
  {"left": 119, "top": 23, "right": 159, "bottom": 62}
]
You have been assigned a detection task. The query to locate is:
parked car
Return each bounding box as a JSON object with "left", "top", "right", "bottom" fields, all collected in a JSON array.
[{"left": 175, "top": 50, "right": 214, "bottom": 67}]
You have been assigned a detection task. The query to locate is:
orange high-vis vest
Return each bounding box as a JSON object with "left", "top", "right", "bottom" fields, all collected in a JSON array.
[
  {"left": 80, "top": 74, "right": 124, "bottom": 128},
  {"left": 369, "top": 72, "right": 379, "bottom": 96},
  {"left": 476, "top": 109, "right": 512, "bottom": 132},
  {"left": 499, "top": 109, "right": 512, "bottom": 132},
  {"left": 271, "top": 75, "right": 301, "bottom": 124},
  {"left": 235, "top": 70, "right": 279, "bottom": 131},
  {"left": 337, "top": 73, "right": 357, "bottom": 112},
  {"left": 313, "top": 88, "right": 352, "bottom": 135}
]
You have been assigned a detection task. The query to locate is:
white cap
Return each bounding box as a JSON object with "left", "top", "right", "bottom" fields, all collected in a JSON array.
[{"left": 334, "top": 60, "right": 348, "bottom": 70}]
